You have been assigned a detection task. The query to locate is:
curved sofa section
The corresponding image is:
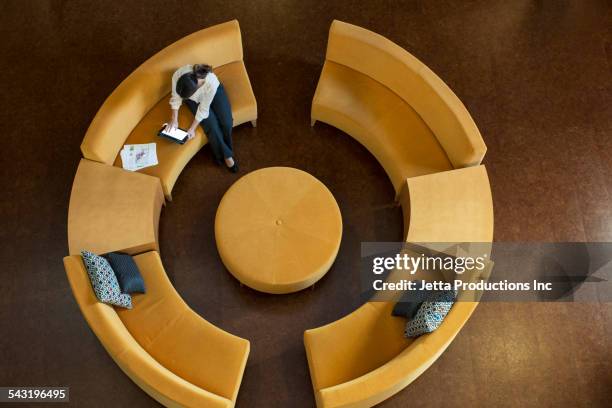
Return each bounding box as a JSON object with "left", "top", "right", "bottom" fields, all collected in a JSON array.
[
  {"left": 65, "top": 20, "right": 253, "bottom": 408},
  {"left": 81, "top": 19, "right": 257, "bottom": 199},
  {"left": 305, "top": 302, "right": 480, "bottom": 408},
  {"left": 312, "top": 20, "right": 486, "bottom": 194},
  {"left": 305, "top": 20, "right": 493, "bottom": 408},
  {"left": 305, "top": 166, "right": 493, "bottom": 408},
  {"left": 64, "top": 252, "right": 249, "bottom": 408}
]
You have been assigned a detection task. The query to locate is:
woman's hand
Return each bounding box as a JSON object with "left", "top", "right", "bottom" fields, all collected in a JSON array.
[
  {"left": 165, "top": 118, "right": 179, "bottom": 132},
  {"left": 166, "top": 109, "right": 179, "bottom": 132},
  {"left": 186, "top": 127, "right": 196, "bottom": 140}
]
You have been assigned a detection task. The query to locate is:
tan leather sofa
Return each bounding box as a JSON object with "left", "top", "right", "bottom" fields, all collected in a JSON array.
[
  {"left": 304, "top": 301, "right": 482, "bottom": 408},
  {"left": 65, "top": 20, "right": 253, "bottom": 408},
  {"left": 304, "top": 21, "right": 493, "bottom": 408},
  {"left": 304, "top": 167, "right": 493, "bottom": 408},
  {"left": 65, "top": 17, "right": 492, "bottom": 407},
  {"left": 311, "top": 20, "right": 486, "bottom": 195},
  {"left": 64, "top": 251, "right": 249, "bottom": 408},
  {"left": 80, "top": 19, "right": 257, "bottom": 200}
]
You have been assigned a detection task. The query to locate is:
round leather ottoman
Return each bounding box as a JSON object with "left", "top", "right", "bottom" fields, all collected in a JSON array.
[{"left": 215, "top": 167, "right": 342, "bottom": 294}]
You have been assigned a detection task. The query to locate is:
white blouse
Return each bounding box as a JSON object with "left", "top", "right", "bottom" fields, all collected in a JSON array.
[{"left": 169, "top": 65, "right": 220, "bottom": 122}]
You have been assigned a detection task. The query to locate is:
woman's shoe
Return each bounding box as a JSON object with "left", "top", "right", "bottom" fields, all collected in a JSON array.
[{"left": 228, "top": 162, "right": 239, "bottom": 173}]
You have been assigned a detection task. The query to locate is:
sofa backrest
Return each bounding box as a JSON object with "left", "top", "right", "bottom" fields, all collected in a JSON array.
[
  {"left": 81, "top": 20, "right": 244, "bottom": 165},
  {"left": 325, "top": 20, "right": 486, "bottom": 169}
]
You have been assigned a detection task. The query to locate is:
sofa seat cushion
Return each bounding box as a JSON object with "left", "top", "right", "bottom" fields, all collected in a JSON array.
[
  {"left": 399, "top": 165, "right": 494, "bottom": 243},
  {"left": 312, "top": 61, "right": 453, "bottom": 193},
  {"left": 116, "top": 251, "right": 249, "bottom": 403},
  {"left": 304, "top": 302, "right": 412, "bottom": 392},
  {"left": 113, "top": 94, "right": 207, "bottom": 199},
  {"left": 68, "top": 159, "right": 165, "bottom": 256},
  {"left": 113, "top": 61, "right": 257, "bottom": 198}
]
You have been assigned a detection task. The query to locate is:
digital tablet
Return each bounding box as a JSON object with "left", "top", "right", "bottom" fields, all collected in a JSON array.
[{"left": 158, "top": 124, "right": 189, "bottom": 144}]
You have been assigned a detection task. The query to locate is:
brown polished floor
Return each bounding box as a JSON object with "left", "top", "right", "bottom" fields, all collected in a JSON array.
[{"left": 0, "top": 1, "right": 611, "bottom": 407}]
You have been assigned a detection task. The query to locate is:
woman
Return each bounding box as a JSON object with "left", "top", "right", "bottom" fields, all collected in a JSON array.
[{"left": 166, "top": 64, "right": 238, "bottom": 172}]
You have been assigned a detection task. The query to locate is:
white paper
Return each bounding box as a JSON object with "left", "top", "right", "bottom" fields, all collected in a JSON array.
[{"left": 120, "top": 143, "right": 158, "bottom": 171}]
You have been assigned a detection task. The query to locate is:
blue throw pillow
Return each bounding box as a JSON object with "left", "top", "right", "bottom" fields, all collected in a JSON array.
[
  {"left": 392, "top": 280, "right": 431, "bottom": 319},
  {"left": 81, "top": 250, "right": 132, "bottom": 309},
  {"left": 104, "top": 252, "right": 146, "bottom": 294},
  {"left": 404, "top": 289, "right": 456, "bottom": 338}
]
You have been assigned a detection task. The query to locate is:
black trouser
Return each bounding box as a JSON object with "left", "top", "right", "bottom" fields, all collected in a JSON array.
[{"left": 185, "top": 84, "right": 233, "bottom": 162}]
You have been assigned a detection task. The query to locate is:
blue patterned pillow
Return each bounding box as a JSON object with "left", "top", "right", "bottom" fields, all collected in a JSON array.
[
  {"left": 81, "top": 250, "right": 132, "bottom": 309},
  {"left": 104, "top": 252, "right": 146, "bottom": 294},
  {"left": 404, "top": 290, "right": 456, "bottom": 338}
]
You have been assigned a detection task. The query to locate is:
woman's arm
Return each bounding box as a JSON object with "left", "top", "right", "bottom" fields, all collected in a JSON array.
[
  {"left": 186, "top": 117, "right": 199, "bottom": 140},
  {"left": 169, "top": 67, "right": 188, "bottom": 110},
  {"left": 166, "top": 108, "right": 179, "bottom": 132},
  {"left": 193, "top": 74, "right": 220, "bottom": 123},
  {"left": 167, "top": 66, "right": 191, "bottom": 130}
]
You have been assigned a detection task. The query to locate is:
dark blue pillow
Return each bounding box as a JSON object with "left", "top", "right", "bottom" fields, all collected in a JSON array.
[
  {"left": 392, "top": 281, "right": 432, "bottom": 318},
  {"left": 104, "top": 252, "right": 146, "bottom": 294}
]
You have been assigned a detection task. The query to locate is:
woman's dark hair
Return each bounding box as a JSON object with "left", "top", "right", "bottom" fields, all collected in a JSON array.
[
  {"left": 176, "top": 73, "right": 198, "bottom": 99},
  {"left": 176, "top": 64, "right": 212, "bottom": 99},
  {"left": 193, "top": 64, "right": 212, "bottom": 79}
]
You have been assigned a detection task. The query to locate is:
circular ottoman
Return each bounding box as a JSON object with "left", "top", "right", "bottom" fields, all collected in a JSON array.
[{"left": 215, "top": 167, "right": 342, "bottom": 294}]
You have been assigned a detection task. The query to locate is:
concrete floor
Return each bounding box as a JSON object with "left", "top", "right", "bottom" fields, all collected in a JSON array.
[{"left": 0, "top": 1, "right": 610, "bottom": 407}]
